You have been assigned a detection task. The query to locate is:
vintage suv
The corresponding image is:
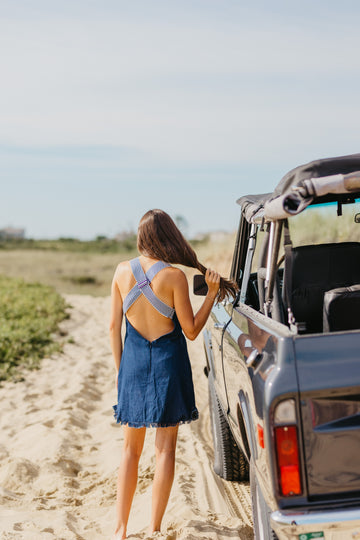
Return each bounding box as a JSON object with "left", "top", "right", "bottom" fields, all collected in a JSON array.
[{"left": 198, "top": 154, "right": 360, "bottom": 540}]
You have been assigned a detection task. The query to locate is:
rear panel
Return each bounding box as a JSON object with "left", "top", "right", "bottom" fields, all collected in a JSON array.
[{"left": 294, "top": 332, "right": 360, "bottom": 500}]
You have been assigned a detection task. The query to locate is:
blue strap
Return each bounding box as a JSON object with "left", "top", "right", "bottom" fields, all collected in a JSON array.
[
  {"left": 145, "top": 260, "right": 168, "bottom": 282},
  {"left": 123, "top": 258, "right": 175, "bottom": 319}
]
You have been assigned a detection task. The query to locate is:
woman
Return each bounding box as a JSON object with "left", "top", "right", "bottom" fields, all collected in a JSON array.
[{"left": 109, "top": 209, "right": 237, "bottom": 539}]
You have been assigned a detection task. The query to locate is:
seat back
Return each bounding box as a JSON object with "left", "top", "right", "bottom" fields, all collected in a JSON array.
[
  {"left": 323, "top": 284, "right": 360, "bottom": 332},
  {"left": 285, "top": 242, "right": 360, "bottom": 333}
]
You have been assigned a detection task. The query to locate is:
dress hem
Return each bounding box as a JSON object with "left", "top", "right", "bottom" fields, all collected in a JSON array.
[
  {"left": 113, "top": 418, "right": 198, "bottom": 428},
  {"left": 112, "top": 405, "right": 199, "bottom": 428}
]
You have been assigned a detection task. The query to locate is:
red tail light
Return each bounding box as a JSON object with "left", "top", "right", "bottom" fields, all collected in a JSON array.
[
  {"left": 257, "top": 424, "right": 265, "bottom": 449},
  {"left": 275, "top": 425, "right": 302, "bottom": 496}
]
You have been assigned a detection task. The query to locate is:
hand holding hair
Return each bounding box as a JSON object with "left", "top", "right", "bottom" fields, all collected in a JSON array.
[{"left": 205, "top": 268, "right": 221, "bottom": 301}]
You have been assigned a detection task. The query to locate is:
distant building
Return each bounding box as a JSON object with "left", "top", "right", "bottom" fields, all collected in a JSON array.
[{"left": 0, "top": 227, "right": 25, "bottom": 239}]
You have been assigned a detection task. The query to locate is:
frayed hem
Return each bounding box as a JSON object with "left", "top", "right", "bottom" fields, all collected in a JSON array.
[
  {"left": 113, "top": 417, "right": 199, "bottom": 428},
  {"left": 112, "top": 406, "right": 199, "bottom": 428}
]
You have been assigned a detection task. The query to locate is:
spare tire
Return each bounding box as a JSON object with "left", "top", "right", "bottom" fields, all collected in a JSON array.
[{"left": 208, "top": 378, "right": 249, "bottom": 481}]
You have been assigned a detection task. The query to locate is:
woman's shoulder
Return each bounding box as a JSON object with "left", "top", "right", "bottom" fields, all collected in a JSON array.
[
  {"left": 163, "top": 266, "right": 187, "bottom": 286},
  {"left": 163, "top": 265, "right": 184, "bottom": 275},
  {"left": 114, "top": 259, "right": 132, "bottom": 278}
]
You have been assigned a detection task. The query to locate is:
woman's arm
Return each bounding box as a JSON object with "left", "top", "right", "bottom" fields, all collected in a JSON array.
[
  {"left": 109, "top": 269, "right": 123, "bottom": 374},
  {"left": 173, "top": 268, "right": 220, "bottom": 340}
]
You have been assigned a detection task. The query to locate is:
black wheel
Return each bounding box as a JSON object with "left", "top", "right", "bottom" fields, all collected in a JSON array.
[
  {"left": 208, "top": 378, "right": 249, "bottom": 481},
  {"left": 250, "top": 460, "right": 278, "bottom": 540}
]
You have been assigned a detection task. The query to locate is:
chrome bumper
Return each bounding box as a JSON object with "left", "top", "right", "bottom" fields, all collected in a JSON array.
[{"left": 271, "top": 506, "right": 360, "bottom": 540}]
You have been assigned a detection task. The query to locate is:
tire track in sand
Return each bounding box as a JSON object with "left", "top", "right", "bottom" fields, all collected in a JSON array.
[{"left": 0, "top": 294, "right": 253, "bottom": 540}]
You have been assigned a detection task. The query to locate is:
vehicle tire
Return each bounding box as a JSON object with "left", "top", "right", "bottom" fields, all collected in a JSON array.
[
  {"left": 208, "top": 378, "right": 249, "bottom": 481},
  {"left": 250, "top": 459, "right": 278, "bottom": 540}
]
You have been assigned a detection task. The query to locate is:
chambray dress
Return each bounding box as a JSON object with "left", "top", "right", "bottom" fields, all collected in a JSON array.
[{"left": 112, "top": 258, "right": 199, "bottom": 428}]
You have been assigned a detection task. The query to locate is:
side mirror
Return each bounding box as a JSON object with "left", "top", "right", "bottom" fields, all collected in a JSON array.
[
  {"left": 355, "top": 213, "right": 360, "bottom": 223},
  {"left": 193, "top": 274, "right": 208, "bottom": 296},
  {"left": 246, "top": 348, "right": 263, "bottom": 368}
]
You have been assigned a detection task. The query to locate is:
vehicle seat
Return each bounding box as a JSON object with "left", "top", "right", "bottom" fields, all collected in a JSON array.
[
  {"left": 323, "top": 284, "right": 360, "bottom": 332},
  {"left": 246, "top": 273, "right": 260, "bottom": 311},
  {"left": 284, "top": 242, "right": 360, "bottom": 333}
]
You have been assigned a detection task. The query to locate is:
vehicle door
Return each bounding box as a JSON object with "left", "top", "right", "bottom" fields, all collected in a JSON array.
[
  {"left": 207, "top": 214, "right": 250, "bottom": 407},
  {"left": 222, "top": 304, "right": 277, "bottom": 476},
  {"left": 221, "top": 220, "right": 280, "bottom": 490}
]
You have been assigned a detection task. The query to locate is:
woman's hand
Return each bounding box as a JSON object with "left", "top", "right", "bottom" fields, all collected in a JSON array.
[
  {"left": 173, "top": 267, "right": 221, "bottom": 341},
  {"left": 109, "top": 265, "right": 123, "bottom": 379},
  {"left": 205, "top": 268, "right": 220, "bottom": 300}
]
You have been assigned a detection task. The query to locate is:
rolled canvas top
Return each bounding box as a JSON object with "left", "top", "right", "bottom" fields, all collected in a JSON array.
[{"left": 237, "top": 153, "right": 360, "bottom": 223}]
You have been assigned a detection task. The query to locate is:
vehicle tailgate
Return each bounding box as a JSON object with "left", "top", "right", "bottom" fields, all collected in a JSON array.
[{"left": 294, "top": 332, "right": 360, "bottom": 499}]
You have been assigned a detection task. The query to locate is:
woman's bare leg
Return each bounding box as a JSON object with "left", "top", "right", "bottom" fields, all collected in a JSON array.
[
  {"left": 149, "top": 425, "right": 179, "bottom": 534},
  {"left": 114, "top": 425, "right": 146, "bottom": 539}
]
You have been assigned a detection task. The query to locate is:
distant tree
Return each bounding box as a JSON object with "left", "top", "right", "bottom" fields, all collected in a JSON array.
[
  {"left": 96, "top": 235, "right": 107, "bottom": 241},
  {"left": 175, "top": 215, "right": 189, "bottom": 237}
]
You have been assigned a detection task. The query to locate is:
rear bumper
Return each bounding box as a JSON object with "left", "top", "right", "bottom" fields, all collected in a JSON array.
[{"left": 271, "top": 506, "right": 360, "bottom": 540}]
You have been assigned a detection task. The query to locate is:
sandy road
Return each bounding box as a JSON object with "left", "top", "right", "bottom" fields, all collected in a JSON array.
[{"left": 0, "top": 295, "right": 253, "bottom": 540}]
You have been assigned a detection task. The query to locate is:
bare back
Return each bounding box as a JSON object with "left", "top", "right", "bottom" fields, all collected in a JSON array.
[{"left": 116, "top": 256, "right": 179, "bottom": 342}]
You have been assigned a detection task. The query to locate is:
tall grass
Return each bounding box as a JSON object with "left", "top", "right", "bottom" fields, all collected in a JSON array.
[
  {"left": 290, "top": 201, "right": 360, "bottom": 246},
  {"left": 0, "top": 236, "right": 137, "bottom": 253},
  {"left": 194, "top": 232, "right": 237, "bottom": 277},
  {"left": 251, "top": 202, "right": 360, "bottom": 271},
  {"left": 0, "top": 250, "right": 131, "bottom": 297},
  {"left": 0, "top": 235, "right": 234, "bottom": 297},
  {"left": 0, "top": 276, "right": 68, "bottom": 382},
  {"left": 0, "top": 234, "right": 235, "bottom": 381}
]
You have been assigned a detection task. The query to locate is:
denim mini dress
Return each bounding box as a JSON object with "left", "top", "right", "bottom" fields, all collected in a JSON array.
[{"left": 112, "top": 258, "right": 199, "bottom": 428}]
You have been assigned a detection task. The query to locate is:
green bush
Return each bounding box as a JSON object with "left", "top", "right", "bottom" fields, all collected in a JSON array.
[
  {"left": 0, "top": 276, "right": 68, "bottom": 382},
  {"left": 0, "top": 235, "right": 138, "bottom": 254},
  {"left": 64, "top": 275, "right": 100, "bottom": 285}
]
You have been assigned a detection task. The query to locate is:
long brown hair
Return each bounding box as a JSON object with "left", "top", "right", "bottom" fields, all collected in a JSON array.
[{"left": 137, "top": 209, "right": 238, "bottom": 302}]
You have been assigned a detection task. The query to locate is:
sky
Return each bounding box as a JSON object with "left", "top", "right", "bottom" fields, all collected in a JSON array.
[{"left": 1, "top": 0, "right": 360, "bottom": 239}]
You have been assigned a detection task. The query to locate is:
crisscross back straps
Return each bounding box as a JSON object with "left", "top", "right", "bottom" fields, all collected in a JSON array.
[{"left": 122, "top": 258, "right": 175, "bottom": 319}]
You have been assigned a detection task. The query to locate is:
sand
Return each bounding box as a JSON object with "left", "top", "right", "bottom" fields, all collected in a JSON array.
[{"left": 0, "top": 294, "right": 253, "bottom": 540}]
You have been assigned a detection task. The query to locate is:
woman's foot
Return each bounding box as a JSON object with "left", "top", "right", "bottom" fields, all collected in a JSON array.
[
  {"left": 112, "top": 528, "right": 126, "bottom": 540},
  {"left": 147, "top": 529, "right": 161, "bottom": 537}
]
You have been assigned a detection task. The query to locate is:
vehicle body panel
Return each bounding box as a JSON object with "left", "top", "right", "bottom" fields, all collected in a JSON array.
[
  {"left": 294, "top": 332, "right": 360, "bottom": 499},
  {"left": 208, "top": 302, "right": 231, "bottom": 411}
]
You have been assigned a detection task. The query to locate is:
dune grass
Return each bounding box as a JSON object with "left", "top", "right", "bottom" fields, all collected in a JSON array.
[
  {"left": 0, "top": 235, "right": 137, "bottom": 253},
  {"left": 289, "top": 202, "right": 360, "bottom": 246},
  {"left": 0, "top": 276, "right": 68, "bottom": 382},
  {"left": 0, "top": 234, "right": 236, "bottom": 297},
  {"left": 0, "top": 250, "right": 132, "bottom": 297},
  {"left": 0, "top": 234, "right": 236, "bottom": 382}
]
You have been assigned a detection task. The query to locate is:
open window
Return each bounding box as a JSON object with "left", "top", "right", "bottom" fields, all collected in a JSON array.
[{"left": 230, "top": 213, "right": 251, "bottom": 289}]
